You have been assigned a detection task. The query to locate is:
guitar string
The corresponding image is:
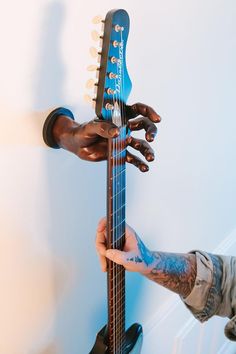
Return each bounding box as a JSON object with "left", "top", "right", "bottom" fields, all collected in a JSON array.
[
  {"left": 118, "top": 33, "right": 123, "bottom": 354},
  {"left": 116, "top": 32, "right": 122, "bottom": 354},
  {"left": 118, "top": 44, "right": 124, "bottom": 352},
  {"left": 113, "top": 60, "right": 118, "bottom": 354},
  {"left": 108, "top": 69, "right": 116, "bottom": 352},
  {"left": 113, "top": 28, "right": 126, "bottom": 353},
  {"left": 113, "top": 35, "right": 122, "bottom": 353},
  {"left": 114, "top": 45, "right": 120, "bottom": 353},
  {"left": 117, "top": 28, "right": 126, "bottom": 353},
  {"left": 121, "top": 28, "right": 126, "bottom": 352}
]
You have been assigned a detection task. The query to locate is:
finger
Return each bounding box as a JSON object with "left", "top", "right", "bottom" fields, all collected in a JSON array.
[
  {"left": 78, "top": 140, "right": 107, "bottom": 161},
  {"left": 97, "top": 217, "right": 106, "bottom": 232},
  {"left": 126, "top": 102, "right": 161, "bottom": 123},
  {"left": 127, "top": 136, "right": 155, "bottom": 162},
  {"left": 105, "top": 249, "right": 127, "bottom": 265},
  {"left": 128, "top": 117, "right": 158, "bottom": 142},
  {"left": 96, "top": 231, "right": 107, "bottom": 256},
  {"left": 84, "top": 119, "right": 120, "bottom": 139},
  {"left": 126, "top": 151, "right": 149, "bottom": 172},
  {"left": 99, "top": 254, "right": 107, "bottom": 272}
]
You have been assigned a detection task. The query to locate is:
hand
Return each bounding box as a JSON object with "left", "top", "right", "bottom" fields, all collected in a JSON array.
[
  {"left": 96, "top": 217, "right": 155, "bottom": 274},
  {"left": 52, "top": 102, "right": 161, "bottom": 172}
]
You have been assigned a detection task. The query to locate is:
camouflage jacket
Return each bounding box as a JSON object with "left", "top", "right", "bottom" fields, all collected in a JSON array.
[{"left": 182, "top": 250, "right": 236, "bottom": 341}]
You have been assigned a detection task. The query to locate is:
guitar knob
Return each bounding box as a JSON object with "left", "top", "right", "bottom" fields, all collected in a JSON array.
[
  {"left": 84, "top": 94, "right": 96, "bottom": 106},
  {"left": 89, "top": 47, "right": 100, "bottom": 58},
  {"left": 92, "top": 15, "right": 103, "bottom": 24},
  {"left": 87, "top": 65, "right": 99, "bottom": 71},
  {"left": 84, "top": 94, "right": 92, "bottom": 103},
  {"left": 91, "top": 30, "right": 103, "bottom": 42},
  {"left": 86, "top": 78, "right": 97, "bottom": 89}
]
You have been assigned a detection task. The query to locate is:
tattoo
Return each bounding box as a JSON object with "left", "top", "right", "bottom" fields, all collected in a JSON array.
[
  {"left": 127, "top": 256, "right": 143, "bottom": 263},
  {"left": 135, "top": 232, "right": 155, "bottom": 267},
  {"left": 146, "top": 252, "right": 197, "bottom": 298}
]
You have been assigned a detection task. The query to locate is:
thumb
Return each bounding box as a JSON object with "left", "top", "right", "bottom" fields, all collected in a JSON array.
[
  {"left": 92, "top": 120, "right": 120, "bottom": 138},
  {"left": 105, "top": 249, "right": 127, "bottom": 266}
]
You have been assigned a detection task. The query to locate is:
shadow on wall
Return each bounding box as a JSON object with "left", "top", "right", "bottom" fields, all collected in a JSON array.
[{"left": 33, "top": 1, "right": 145, "bottom": 353}]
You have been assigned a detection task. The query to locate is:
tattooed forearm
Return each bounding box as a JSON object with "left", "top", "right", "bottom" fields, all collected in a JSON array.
[{"left": 145, "top": 252, "right": 197, "bottom": 298}]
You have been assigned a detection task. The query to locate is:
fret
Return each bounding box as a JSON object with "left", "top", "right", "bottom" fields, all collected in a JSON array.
[
  {"left": 111, "top": 181, "right": 126, "bottom": 198},
  {"left": 110, "top": 267, "right": 125, "bottom": 282},
  {"left": 111, "top": 283, "right": 125, "bottom": 298},
  {"left": 110, "top": 168, "right": 126, "bottom": 180},
  {"left": 112, "top": 186, "right": 126, "bottom": 199},
  {"left": 109, "top": 291, "right": 125, "bottom": 305},
  {"left": 108, "top": 331, "right": 125, "bottom": 341},
  {"left": 112, "top": 148, "right": 126, "bottom": 158},
  {"left": 110, "top": 219, "right": 125, "bottom": 231},
  {"left": 111, "top": 241, "right": 125, "bottom": 250},
  {"left": 110, "top": 271, "right": 125, "bottom": 281},
  {"left": 111, "top": 232, "right": 125, "bottom": 247},
  {"left": 111, "top": 231, "right": 125, "bottom": 243},
  {"left": 111, "top": 204, "right": 125, "bottom": 220},
  {"left": 111, "top": 263, "right": 125, "bottom": 277},
  {"left": 110, "top": 281, "right": 125, "bottom": 294},
  {"left": 109, "top": 309, "right": 125, "bottom": 322},
  {"left": 109, "top": 311, "right": 125, "bottom": 323}
]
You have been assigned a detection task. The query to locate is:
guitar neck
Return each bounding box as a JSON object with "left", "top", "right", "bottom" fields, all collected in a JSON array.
[
  {"left": 88, "top": 9, "right": 144, "bottom": 354},
  {"left": 107, "top": 124, "right": 126, "bottom": 353}
]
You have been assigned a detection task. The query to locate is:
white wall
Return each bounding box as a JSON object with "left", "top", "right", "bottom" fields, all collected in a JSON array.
[{"left": 0, "top": 0, "right": 235, "bottom": 353}]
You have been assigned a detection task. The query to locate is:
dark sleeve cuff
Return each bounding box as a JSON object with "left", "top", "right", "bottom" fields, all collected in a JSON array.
[{"left": 42, "top": 107, "right": 74, "bottom": 149}]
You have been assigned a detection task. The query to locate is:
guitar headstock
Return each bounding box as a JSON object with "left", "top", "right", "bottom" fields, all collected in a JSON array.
[{"left": 85, "top": 9, "right": 132, "bottom": 124}]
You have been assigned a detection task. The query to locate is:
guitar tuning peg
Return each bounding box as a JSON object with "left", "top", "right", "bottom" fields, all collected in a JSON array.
[
  {"left": 84, "top": 94, "right": 92, "bottom": 103},
  {"left": 86, "top": 78, "right": 96, "bottom": 89},
  {"left": 89, "top": 47, "right": 99, "bottom": 58},
  {"left": 92, "top": 15, "right": 103, "bottom": 24},
  {"left": 84, "top": 93, "right": 96, "bottom": 105},
  {"left": 91, "top": 30, "right": 102, "bottom": 42},
  {"left": 87, "top": 64, "right": 99, "bottom": 71}
]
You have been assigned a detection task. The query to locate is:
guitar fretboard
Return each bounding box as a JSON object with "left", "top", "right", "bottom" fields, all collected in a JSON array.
[{"left": 107, "top": 125, "right": 126, "bottom": 353}]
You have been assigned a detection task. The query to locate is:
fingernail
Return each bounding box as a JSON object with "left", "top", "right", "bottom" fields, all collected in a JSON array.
[
  {"left": 146, "top": 154, "right": 154, "bottom": 161},
  {"left": 151, "top": 134, "right": 155, "bottom": 140},
  {"left": 150, "top": 132, "right": 157, "bottom": 140},
  {"left": 141, "top": 165, "right": 149, "bottom": 172},
  {"left": 147, "top": 133, "right": 155, "bottom": 142},
  {"left": 154, "top": 115, "right": 161, "bottom": 122}
]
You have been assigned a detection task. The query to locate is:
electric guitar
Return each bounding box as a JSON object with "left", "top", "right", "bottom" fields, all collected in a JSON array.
[{"left": 87, "top": 9, "right": 143, "bottom": 353}]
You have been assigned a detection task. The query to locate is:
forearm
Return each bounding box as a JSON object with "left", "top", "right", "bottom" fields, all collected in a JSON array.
[
  {"left": 144, "top": 251, "right": 197, "bottom": 298},
  {"left": 52, "top": 115, "right": 80, "bottom": 152}
]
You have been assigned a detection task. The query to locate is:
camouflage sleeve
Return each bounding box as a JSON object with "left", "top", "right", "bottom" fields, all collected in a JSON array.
[{"left": 181, "top": 251, "right": 236, "bottom": 341}]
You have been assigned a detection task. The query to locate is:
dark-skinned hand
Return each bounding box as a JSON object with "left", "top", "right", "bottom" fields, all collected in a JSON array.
[{"left": 52, "top": 103, "right": 161, "bottom": 172}]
